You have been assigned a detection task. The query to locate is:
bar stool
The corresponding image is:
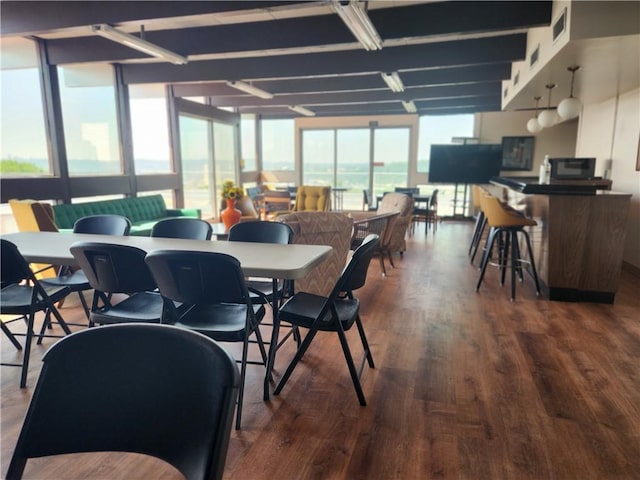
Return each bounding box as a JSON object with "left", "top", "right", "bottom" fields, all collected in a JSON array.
[
  {"left": 475, "top": 194, "right": 541, "bottom": 301},
  {"left": 468, "top": 185, "right": 487, "bottom": 264}
]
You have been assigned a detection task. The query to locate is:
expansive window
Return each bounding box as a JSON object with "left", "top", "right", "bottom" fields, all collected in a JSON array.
[
  {"left": 302, "top": 130, "right": 334, "bottom": 185},
  {"left": 0, "top": 37, "right": 50, "bottom": 176},
  {"left": 179, "top": 115, "right": 213, "bottom": 218},
  {"left": 129, "top": 84, "right": 171, "bottom": 173},
  {"left": 372, "top": 127, "right": 410, "bottom": 195},
  {"left": 417, "top": 114, "right": 474, "bottom": 172},
  {"left": 58, "top": 64, "right": 120, "bottom": 176},
  {"left": 261, "top": 119, "right": 294, "bottom": 171},
  {"left": 337, "top": 129, "right": 370, "bottom": 209},
  {"left": 240, "top": 114, "right": 257, "bottom": 171},
  {"left": 213, "top": 122, "right": 237, "bottom": 213}
]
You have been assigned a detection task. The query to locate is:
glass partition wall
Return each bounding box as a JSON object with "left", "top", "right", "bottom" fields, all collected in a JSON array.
[
  {"left": 176, "top": 106, "right": 239, "bottom": 219},
  {"left": 300, "top": 126, "right": 410, "bottom": 211}
]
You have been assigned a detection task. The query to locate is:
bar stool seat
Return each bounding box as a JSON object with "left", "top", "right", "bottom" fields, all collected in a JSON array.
[{"left": 475, "top": 194, "right": 541, "bottom": 301}]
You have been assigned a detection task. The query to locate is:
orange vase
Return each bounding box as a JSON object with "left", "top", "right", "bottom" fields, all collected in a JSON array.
[{"left": 221, "top": 198, "right": 242, "bottom": 230}]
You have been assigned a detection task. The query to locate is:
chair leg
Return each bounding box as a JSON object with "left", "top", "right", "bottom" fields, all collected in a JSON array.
[
  {"left": 354, "top": 315, "right": 375, "bottom": 368},
  {"left": 378, "top": 252, "right": 387, "bottom": 277},
  {"left": 476, "top": 228, "right": 498, "bottom": 292},
  {"left": 20, "top": 311, "right": 37, "bottom": 388},
  {"left": 468, "top": 212, "right": 484, "bottom": 255},
  {"left": 387, "top": 251, "right": 395, "bottom": 268},
  {"left": 235, "top": 337, "right": 250, "bottom": 430},
  {"left": 510, "top": 230, "right": 518, "bottom": 301},
  {"left": 470, "top": 216, "right": 487, "bottom": 265},
  {"left": 335, "top": 323, "right": 367, "bottom": 406},
  {"left": 1, "top": 320, "right": 22, "bottom": 350},
  {"left": 522, "top": 230, "right": 541, "bottom": 295},
  {"left": 501, "top": 231, "right": 510, "bottom": 286},
  {"left": 78, "top": 290, "right": 91, "bottom": 320},
  {"left": 273, "top": 327, "right": 319, "bottom": 396}
]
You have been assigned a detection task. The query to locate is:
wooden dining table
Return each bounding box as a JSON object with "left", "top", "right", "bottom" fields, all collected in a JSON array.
[{"left": 2, "top": 231, "right": 333, "bottom": 401}]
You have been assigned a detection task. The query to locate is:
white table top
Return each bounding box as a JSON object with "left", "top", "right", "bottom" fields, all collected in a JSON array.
[{"left": 2, "top": 231, "right": 332, "bottom": 280}]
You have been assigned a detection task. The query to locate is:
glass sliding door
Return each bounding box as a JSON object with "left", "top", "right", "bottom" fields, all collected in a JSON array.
[
  {"left": 372, "top": 127, "right": 410, "bottom": 197},
  {"left": 178, "top": 112, "right": 238, "bottom": 219},
  {"left": 179, "top": 115, "right": 213, "bottom": 218},
  {"left": 336, "top": 128, "right": 370, "bottom": 210}
]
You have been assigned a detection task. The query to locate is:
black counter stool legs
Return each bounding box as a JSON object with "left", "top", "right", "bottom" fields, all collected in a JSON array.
[
  {"left": 468, "top": 185, "right": 487, "bottom": 264},
  {"left": 475, "top": 195, "right": 541, "bottom": 301}
]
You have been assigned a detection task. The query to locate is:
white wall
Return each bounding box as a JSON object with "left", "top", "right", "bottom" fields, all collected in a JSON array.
[
  {"left": 474, "top": 110, "right": 578, "bottom": 177},
  {"left": 577, "top": 88, "right": 640, "bottom": 268}
]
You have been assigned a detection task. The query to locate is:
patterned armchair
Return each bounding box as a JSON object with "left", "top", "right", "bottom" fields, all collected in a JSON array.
[
  {"left": 278, "top": 211, "right": 353, "bottom": 296},
  {"left": 376, "top": 193, "right": 415, "bottom": 268}
]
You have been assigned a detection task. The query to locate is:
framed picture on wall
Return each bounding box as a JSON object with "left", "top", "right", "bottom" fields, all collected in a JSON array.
[{"left": 501, "top": 136, "right": 535, "bottom": 170}]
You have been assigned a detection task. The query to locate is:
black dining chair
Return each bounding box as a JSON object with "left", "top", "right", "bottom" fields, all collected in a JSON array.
[
  {"left": 69, "top": 242, "right": 164, "bottom": 326},
  {"left": 228, "top": 221, "right": 294, "bottom": 308},
  {"left": 6, "top": 323, "right": 239, "bottom": 480},
  {"left": 273, "top": 234, "right": 379, "bottom": 405},
  {"left": 151, "top": 217, "right": 213, "bottom": 240},
  {"left": 1, "top": 239, "right": 72, "bottom": 388},
  {"left": 145, "top": 250, "right": 269, "bottom": 430},
  {"left": 40, "top": 214, "right": 132, "bottom": 323}
]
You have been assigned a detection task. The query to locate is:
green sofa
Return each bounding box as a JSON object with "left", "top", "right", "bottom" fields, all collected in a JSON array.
[{"left": 52, "top": 195, "right": 201, "bottom": 236}]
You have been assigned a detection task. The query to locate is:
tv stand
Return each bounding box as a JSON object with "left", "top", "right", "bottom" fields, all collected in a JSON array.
[{"left": 450, "top": 183, "right": 471, "bottom": 219}]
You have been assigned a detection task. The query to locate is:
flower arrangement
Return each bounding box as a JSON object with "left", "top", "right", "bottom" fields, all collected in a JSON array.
[{"left": 221, "top": 180, "right": 244, "bottom": 201}]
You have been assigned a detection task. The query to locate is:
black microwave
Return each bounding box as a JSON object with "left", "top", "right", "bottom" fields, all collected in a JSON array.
[{"left": 550, "top": 157, "right": 596, "bottom": 180}]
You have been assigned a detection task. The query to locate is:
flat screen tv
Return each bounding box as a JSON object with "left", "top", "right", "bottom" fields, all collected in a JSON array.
[{"left": 429, "top": 144, "right": 502, "bottom": 184}]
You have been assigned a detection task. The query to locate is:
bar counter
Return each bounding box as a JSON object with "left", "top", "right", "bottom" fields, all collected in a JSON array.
[{"left": 490, "top": 177, "right": 631, "bottom": 303}]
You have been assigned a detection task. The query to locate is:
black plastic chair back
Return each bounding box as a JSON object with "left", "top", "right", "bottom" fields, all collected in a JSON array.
[
  {"left": 228, "top": 221, "right": 293, "bottom": 244},
  {"left": 430, "top": 189, "right": 439, "bottom": 208},
  {"left": 70, "top": 242, "right": 157, "bottom": 294},
  {"left": 145, "top": 250, "right": 248, "bottom": 306},
  {"left": 1, "top": 239, "right": 33, "bottom": 287},
  {"left": 339, "top": 234, "right": 380, "bottom": 294},
  {"left": 6, "top": 323, "right": 240, "bottom": 480},
  {"left": 151, "top": 218, "right": 213, "bottom": 240},
  {"left": 394, "top": 187, "right": 419, "bottom": 196},
  {"left": 73, "top": 214, "right": 131, "bottom": 235}
]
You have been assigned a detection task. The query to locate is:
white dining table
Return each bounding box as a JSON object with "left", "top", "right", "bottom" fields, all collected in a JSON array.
[
  {"left": 2, "top": 231, "right": 333, "bottom": 401},
  {"left": 2, "top": 231, "right": 331, "bottom": 280}
]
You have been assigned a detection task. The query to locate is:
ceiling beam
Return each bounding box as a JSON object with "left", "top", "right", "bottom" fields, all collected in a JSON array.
[
  {"left": 45, "top": 14, "right": 353, "bottom": 64},
  {"left": 205, "top": 83, "right": 501, "bottom": 108},
  {"left": 371, "top": 1, "right": 552, "bottom": 38},
  {"left": 121, "top": 34, "right": 527, "bottom": 84},
  {"left": 170, "top": 63, "right": 513, "bottom": 97},
  {"left": 39, "top": 1, "right": 551, "bottom": 64},
  {"left": 0, "top": 1, "right": 296, "bottom": 36}
]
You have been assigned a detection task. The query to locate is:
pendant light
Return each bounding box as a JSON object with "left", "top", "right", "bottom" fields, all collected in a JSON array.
[
  {"left": 526, "top": 96, "right": 543, "bottom": 133},
  {"left": 538, "top": 84, "right": 558, "bottom": 128},
  {"left": 557, "top": 66, "right": 582, "bottom": 120}
]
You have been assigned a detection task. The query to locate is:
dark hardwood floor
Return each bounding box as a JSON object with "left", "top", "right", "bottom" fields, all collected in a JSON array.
[{"left": 2, "top": 221, "right": 639, "bottom": 479}]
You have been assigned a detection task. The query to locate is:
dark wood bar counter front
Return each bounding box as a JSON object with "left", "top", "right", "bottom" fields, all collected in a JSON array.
[{"left": 490, "top": 177, "right": 631, "bottom": 303}]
